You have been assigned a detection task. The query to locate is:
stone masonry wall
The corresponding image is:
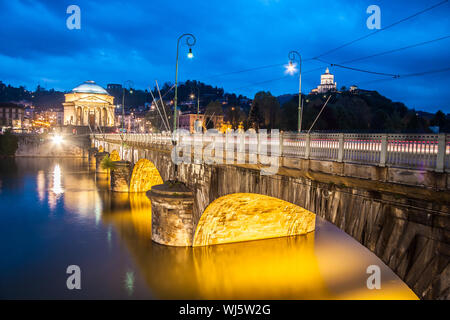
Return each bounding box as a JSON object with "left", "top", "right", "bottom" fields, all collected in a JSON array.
[{"left": 96, "top": 139, "right": 450, "bottom": 299}]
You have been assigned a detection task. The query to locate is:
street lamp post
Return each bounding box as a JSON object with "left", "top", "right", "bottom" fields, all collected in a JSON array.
[
  {"left": 191, "top": 87, "right": 200, "bottom": 119},
  {"left": 288, "top": 51, "right": 303, "bottom": 132},
  {"left": 120, "top": 80, "right": 133, "bottom": 160},
  {"left": 172, "top": 33, "right": 196, "bottom": 180},
  {"left": 191, "top": 86, "right": 202, "bottom": 133},
  {"left": 173, "top": 33, "right": 196, "bottom": 133},
  {"left": 122, "top": 80, "right": 134, "bottom": 132}
]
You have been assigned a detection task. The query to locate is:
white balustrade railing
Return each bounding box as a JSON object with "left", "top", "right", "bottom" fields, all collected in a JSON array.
[{"left": 92, "top": 132, "right": 450, "bottom": 172}]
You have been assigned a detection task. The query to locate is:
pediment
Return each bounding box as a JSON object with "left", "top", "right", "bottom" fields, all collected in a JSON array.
[{"left": 74, "top": 95, "right": 113, "bottom": 104}]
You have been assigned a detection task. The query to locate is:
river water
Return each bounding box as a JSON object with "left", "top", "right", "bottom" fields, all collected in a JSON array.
[{"left": 0, "top": 158, "right": 417, "bottom": 299}]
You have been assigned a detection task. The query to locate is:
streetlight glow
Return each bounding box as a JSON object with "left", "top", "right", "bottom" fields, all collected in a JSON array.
[
  {"left": 187, "top": 48, "right": 194, "bottom": 59},
  {"left": 51, "top": 134, "right": 63, "bottom": 145},
  {"left": 285, "top": 61, "right": 297, "bottom": 75}
]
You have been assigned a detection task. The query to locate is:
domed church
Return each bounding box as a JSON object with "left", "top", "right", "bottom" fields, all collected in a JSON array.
[{"left": 63, "top": 80, "right": 115, "bottom": 127}]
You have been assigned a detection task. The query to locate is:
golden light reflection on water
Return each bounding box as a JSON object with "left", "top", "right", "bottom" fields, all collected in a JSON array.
[
  {"left": 36, "top": 170, "right": 45, "bottom": 203},
  {"left": 103, "top": 193, "right": 418, "bottom": 300}
]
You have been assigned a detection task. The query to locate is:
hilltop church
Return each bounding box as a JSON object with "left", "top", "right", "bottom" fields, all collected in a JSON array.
[{"left": 311, "top": 68, "right": 337, "bottom": 94}]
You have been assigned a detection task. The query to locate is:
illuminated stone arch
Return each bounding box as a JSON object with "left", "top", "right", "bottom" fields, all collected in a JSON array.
[
  {"left": 129, "top": 159, "right": 164, "bottom": 192},
  {"left": 193, "top": 193, "right": 316, "bottom": 246},
  {"left": 110, "top": 149, "right": 120, "bottom": 161}
]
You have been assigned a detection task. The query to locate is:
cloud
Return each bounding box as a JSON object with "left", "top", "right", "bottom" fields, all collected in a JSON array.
[{"left": 0, "top": 0, "right": 448, "bottom": 112}]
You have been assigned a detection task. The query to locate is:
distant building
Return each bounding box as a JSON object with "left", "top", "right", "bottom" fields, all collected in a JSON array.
[
  {"left": 179, "top": 113, "right": 224, "bottom": 133},
  {"left": 0, "top": 102, "right": 24, "bottom": 129},
  {"left": 350, "top": 85, "right": 358, "bottom": 92},
  {"left": 34, "top": 107, "right": 64, "bottom": 126},
  {"left": 63, "top": 80, "right": 115, "bottom": 127},
  {"left": 311, "top": 68, "right": 337, "bottom": 94},
  {"left": 107, "top": 84, "right": 122, "bottom": 90}
]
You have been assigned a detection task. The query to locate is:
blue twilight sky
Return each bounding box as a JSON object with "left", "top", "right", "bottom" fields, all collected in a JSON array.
[{"left": 0, "top": 0, "right": 449, "bottom": 113}]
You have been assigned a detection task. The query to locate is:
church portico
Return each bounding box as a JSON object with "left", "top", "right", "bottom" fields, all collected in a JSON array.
[{"left": 63, "top": 80, "right": 115, "bottom": 128}]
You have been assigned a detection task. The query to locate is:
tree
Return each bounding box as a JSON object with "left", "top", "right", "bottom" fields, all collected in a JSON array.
[
  {"left": 431, "top": 110, "right": 447, "bottom": 131},
  {"left": 405, "top": 113, "right": 428, "bottom": 133},
  {"left": 247, "top": 99, "right": 263, "bottom": 130},
  {"left": 100, "top": 155, "right": 116, "bottom": 177},
  {"left": 280, "top": 99, "right": 298, "bottom": 131},
  {"left": 0, "top": 130, "right": 19, "bottom": 156},
  {"left": 225, "top": 106, "right": 246, "bottom": 129},
  {"left": 205, "top": 100, "right": 223, "bottom": 116},
  {"left": 248, "top": 91, "right": 280, "bottom": 130}
]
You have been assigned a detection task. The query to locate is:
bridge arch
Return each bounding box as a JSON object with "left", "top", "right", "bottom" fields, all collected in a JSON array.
[
  {"left": 129, "top": 159, "right": 164, "bottom": 192},
  {"left": 193, "top": 193, "right": 316, "bottom": 246},
  {"left": 110, "top": 149, "right": 120, "bottom": 161}
]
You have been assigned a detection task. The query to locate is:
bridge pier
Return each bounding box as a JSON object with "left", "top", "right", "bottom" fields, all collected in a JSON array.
[
  {"left": 110, "top": 161, "right": 132, "bottom": 192},
  {"left": 147, "top": 182, "right": 194, "bottom": 246},
  {"left": 95, "top": 151, "right": 110, "bottom": 174},
  {"left": 88, "top": 147, "right": 97, "bottom": 171}
]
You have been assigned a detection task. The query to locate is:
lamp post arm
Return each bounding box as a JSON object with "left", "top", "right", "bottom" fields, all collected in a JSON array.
[
  {"left": 173, "top": 33, "right": 196, "bottom": 134},
  {"left": 288, "top": 50, "right": 302, "bottom": 132}
]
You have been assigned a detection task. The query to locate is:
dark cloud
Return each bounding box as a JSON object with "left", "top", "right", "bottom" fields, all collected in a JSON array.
[{"left": 0, "top": 0, "right": 449, "bottom": 112}]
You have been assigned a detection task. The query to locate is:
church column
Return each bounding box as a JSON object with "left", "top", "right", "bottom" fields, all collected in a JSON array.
[{"left": 84, "top": 107, "right": 88, "bottom": 126}]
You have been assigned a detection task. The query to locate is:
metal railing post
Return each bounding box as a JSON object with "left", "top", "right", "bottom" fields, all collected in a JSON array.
[
  {"left": 279, "top": 132, "right": 284, "bottom": 157},
  {"left": 338, "top": 133, "right": 344, "bottom": 162},
  {"left": 305, "top": 133, "right": 310, "bottom": 159},
  {"left": 380, "top": 134, "right": 388, "bottom": 167},
  {"left": 436, "top": 133, "right": 446, "bottom": 172}
]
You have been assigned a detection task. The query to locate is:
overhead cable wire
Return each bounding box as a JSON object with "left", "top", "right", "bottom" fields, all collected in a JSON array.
[{"left": 313, "top": 0, "right": 449, "bottom": 59}]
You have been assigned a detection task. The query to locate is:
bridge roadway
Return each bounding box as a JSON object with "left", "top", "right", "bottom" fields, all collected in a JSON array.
[{"left": 91, "top": 132, "right": 449, "bottom": 300}]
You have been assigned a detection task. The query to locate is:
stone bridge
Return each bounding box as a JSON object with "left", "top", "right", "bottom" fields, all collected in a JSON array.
[{"left": 91, "top": 132, "right": 449, "bottom": 300}]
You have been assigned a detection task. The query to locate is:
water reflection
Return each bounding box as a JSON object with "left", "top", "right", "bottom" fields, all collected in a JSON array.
[
  {"left": 0, "top": 158, "right": 418, "bottom": 300},
  {"left": 52, "top": 164, "right": 64, "bottom": 195},
  {"left": 37, "top": 170, "right": 45, "bottom": 203},
  {"left": 103, "top": 192, "right": 417, "bottom": 300}
]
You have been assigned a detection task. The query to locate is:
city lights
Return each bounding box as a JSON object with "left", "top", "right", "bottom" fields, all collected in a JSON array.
[
  {"left": 2, "top": 0, "right": 448, "bottom": 305},
  {"left": 51, "top": 134, "right": 63, "bottom": 144}
]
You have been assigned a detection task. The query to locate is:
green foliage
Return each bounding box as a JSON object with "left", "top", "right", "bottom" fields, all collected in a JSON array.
[
  {"left": 225, "top": 106, "right": 247, "bottom": 128},
  {"left": 430, "top": 110, "right": 448, "bottom": 132},
  {"left": 205, "top": 100, "right": 223, "bottom": 116},
  {"left": 279, "top": 91, "right": 447, "bottom": 133},
  {"left": 100, "top": 155, "right": 116, "bottom": 171},
  {"left": 0, "top": 131, "right": 19, "bottom": 156},
  {"left": 248, "top": 91, "right": 281, "bottom": 130}
]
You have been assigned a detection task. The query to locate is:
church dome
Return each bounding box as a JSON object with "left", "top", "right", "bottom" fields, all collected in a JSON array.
[{"left": 71, "top": 80, "right": 109, "bottom": 94}]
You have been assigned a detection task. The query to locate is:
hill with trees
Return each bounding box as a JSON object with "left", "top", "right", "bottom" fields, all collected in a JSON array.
[{"left": 251, "top": 89, "right": 449, "bottom": 133}]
